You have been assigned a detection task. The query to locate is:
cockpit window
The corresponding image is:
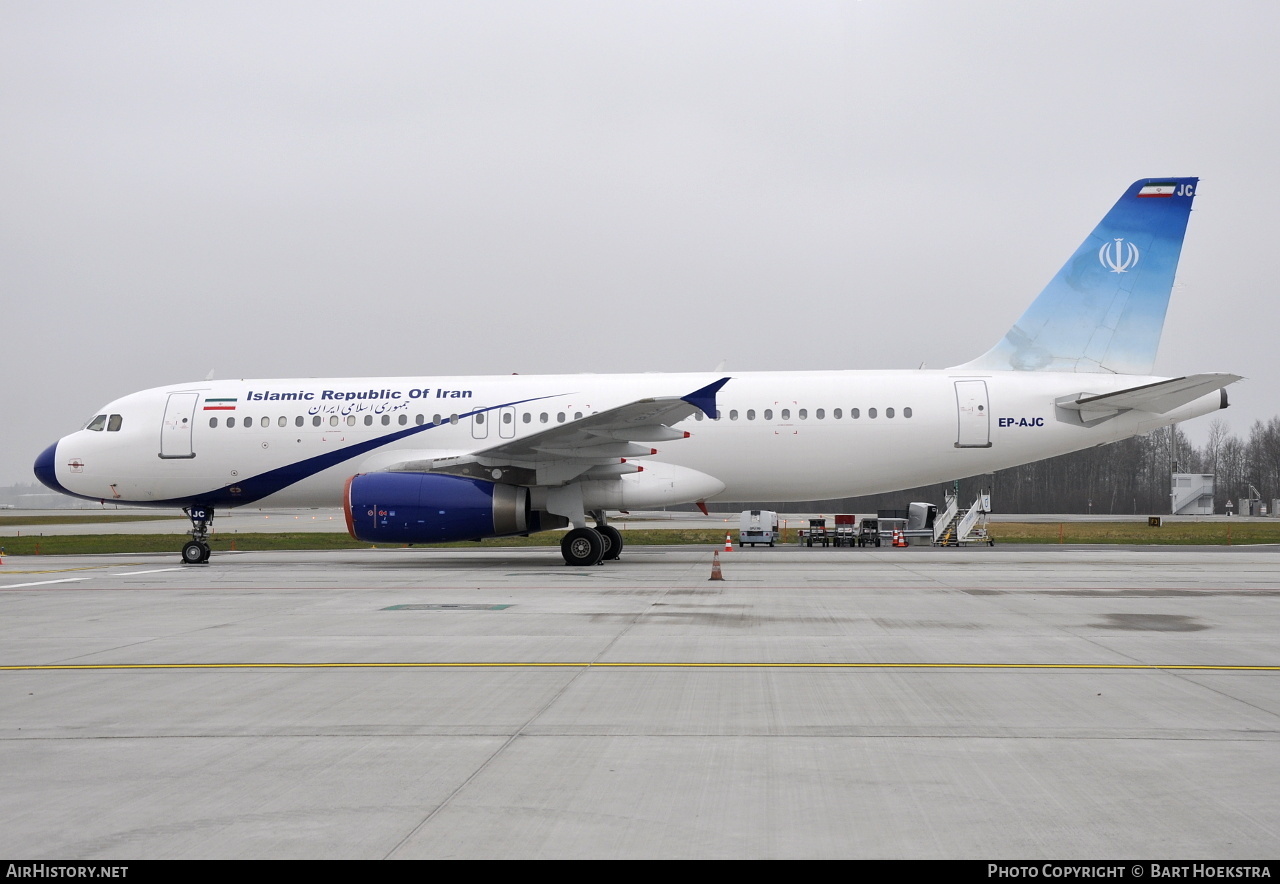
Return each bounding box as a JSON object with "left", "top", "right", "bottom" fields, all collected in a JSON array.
[
  {"left": 86, "top": 415, "right": 107, "bottom": 431},
  {"left": 107, "top": 414, "right": 123, "bottom": 432}
]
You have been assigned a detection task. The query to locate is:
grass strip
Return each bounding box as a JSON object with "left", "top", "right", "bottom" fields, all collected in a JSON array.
[{"left": 1, "top": 522, "right": 1278, "bottom": 555}]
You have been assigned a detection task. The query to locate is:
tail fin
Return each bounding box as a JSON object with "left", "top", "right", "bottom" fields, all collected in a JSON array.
[{"left": 954, "top": 177, "right": 1198, "bottom": 374}]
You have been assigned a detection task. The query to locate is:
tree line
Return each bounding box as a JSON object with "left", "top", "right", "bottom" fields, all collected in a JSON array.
[{"left": 720, "top": 417, "right": 1280, "bottom": 516}]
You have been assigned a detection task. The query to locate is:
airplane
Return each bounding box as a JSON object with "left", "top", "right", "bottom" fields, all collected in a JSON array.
[{"left": 34, "top": 176, "right": 1239, "bottom": 566}]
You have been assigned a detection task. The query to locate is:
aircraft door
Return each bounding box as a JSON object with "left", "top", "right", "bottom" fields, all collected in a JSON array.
[
  {"left": 498, "top": 406, "right": 516, "bottom": 439},
  {"left": 471, "top": 409, "right": 490, "bottom": 440},
  {"left": 160, "top": 392, "right": 200, "bottom": 458},
  {"left": 954, "top": 380, "right": 992, "bottom": 448}
]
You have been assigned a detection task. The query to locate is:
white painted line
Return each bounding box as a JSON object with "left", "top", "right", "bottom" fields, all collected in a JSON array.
[
  {"left": 1, "top": 578, "right": 92, "bottom": 589},
  {"left": 113, "top": 568, "right": 183, "bottom": 576}
]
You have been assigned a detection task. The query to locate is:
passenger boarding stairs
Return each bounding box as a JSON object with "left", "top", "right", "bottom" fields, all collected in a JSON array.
[{"left": 934, "top": 491, "right": 993, "bottom": 546}]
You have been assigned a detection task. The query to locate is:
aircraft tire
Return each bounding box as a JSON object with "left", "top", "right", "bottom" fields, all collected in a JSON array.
[
  {"left": 598, "top": 525, "right": 623, "bottom": 560},
  {"left": 182, "top": 541, "right": 206, "bottom": 565},
  {"left": 561, "top": 528, "right": 605, "bottom": 566}
]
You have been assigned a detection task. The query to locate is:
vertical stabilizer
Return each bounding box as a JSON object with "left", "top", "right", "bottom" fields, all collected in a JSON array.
[{"left": 954, "top": 177, "right": 1197, "bottom": 374}]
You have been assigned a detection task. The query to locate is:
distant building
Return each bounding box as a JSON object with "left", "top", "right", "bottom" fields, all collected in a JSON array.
[{"left": 1171, "top": 473, "right": 1215, "bottom": 515}]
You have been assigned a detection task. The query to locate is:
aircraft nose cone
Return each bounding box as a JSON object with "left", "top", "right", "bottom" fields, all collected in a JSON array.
[{"left": 34, "top": 441, "right": 64, "bottom": 493}]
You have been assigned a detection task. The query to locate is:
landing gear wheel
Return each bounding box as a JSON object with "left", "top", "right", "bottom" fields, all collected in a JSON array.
[
  {"left": 182, "top": 541, "right": 207, "bottom": 565},
  {"left": 597, "top": 525, "right": 623, "bottom": 560},
  {"left": 561, "top": 527, "right": 605, "bottom": 566}
]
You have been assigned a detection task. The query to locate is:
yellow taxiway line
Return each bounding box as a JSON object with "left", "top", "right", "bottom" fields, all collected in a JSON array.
[{"left": 2, "top": 663, "right": 1277, "bottom": 671}]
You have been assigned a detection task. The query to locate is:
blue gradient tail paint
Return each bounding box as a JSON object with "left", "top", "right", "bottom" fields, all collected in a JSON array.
[{"left": 955, "top": 177, "right": 1198, "bottom": 374}]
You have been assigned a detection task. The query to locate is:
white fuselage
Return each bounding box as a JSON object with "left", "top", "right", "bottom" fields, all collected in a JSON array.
[{"left": 44, "top": 369, "right": 1224, "bottom": 510}]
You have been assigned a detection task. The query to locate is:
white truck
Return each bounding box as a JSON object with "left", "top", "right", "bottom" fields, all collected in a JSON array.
[{"left": 739, "top": 510, "right": 779, "bottom": 547}]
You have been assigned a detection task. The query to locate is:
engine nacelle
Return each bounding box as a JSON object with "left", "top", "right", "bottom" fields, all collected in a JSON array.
[{"left": 344, "top": 472, "right": 545, "bottom": 544}]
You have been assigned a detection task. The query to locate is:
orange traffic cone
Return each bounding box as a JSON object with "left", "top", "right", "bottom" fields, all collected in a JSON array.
[
  {"left": 724, "top": 533, "right": 733, "bottom": 552},
  {"left": 892, "top": 529, "right": 907, "bottom": 548},
  {"left": 709, "top": 551, "right": 725, "bottom": 581}
]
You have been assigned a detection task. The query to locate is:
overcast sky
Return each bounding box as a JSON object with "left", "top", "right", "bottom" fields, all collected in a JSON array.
[{"left": 3, "top": 1, "right": 1277, "bottom": 488}]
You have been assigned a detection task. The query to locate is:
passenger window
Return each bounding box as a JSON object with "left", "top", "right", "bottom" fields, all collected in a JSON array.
[
  {"left": 869, "top": 408, "right": 878, "bottom": 419},
  {"left": 816, "top": 408, "right": 824, "bottom": 420},
  {"left": 833, "top": 408, "right": 842, "bottom": 419},
  {"left": 729, "top": 409, "right": 738, "bottom": 420},
  {"left": 330, "top": 416, "right": 339, "bottom": 426},
  {"left": 295, "top": 416, "right": 304, "bottom": 427},
  {"left": 502, "top": 412, "right": 512, "bottom": 424},
  {"left": 414, "top": 414, "right": 423, "bottom": 425},
  {"left": 209, "top": 417, "right": 218, "bottom": 428},
  {"left": 695, "top": 412, "right": 704, "bottom": 421},
  {"left": 886, "top": 407, "right": 895, "bottom": 418},
  {"left": 347, "top": 415, "right": 356, "bottom": 426},
  {"left": 261, "top": 417, "right": 270, "bottom": 427},
  {"left": 227, "top": 417, "right": 236, "bottom": 428},
  {"left": 313, "top": 416, "right": 322, "bottom": 427},
  {"left": 763, "top": 409, "right": 773, "bottom": 420},
  {"left": 904, "top": 407, "right": 912, "bottom": 418},
  {"left": 476, "top": 413, "right": 485, "bottom": 425},
  {"left": 279, "top": 416, "right": 287, "bottom": 427},
  {"left": 798, "top": 409, "right": 807, "bottom": 420},
  {"left": 781, "top": 409, "right": 790, "bottom": 420},
  {"left": 574, "top": 411, "right": 582, "bottom": 420},
  {"left": 433, "top": 414, "right": 442, "bottom": 425},
  {"left": 382, "top": 415, "right": 391, "bottom": 425},
  {"left": 107, "top": 414, "right": 123, "bottom": 431},
  {"left": 87, "top": 415, "right": 107, "bottom": 431},
  {"left": 449, "top": 414, "right": 459, "bottom": 425},
  {"left": 522, "top": 413, "right": 531, "bottom": 423},
  {"left": 556, "top": 412, "right": 565, "bottom": 423},
  {"left": 363, "top": 415, "right": 373, "bottom": 426},
  {"left": 747, "top": 409, "right": 756, "bottom": 420},
  {"left": 851, "top": 408, "right": 860, "bottom": 419}
]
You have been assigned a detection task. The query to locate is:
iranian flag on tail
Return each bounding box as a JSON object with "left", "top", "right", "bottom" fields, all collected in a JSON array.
[{"left": 1137, "top": 182, "right": 1177, "bottom": 198}]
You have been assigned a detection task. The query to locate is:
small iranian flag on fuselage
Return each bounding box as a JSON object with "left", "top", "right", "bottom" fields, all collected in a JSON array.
[
  {"left": 203, "top": 398, "right": 237, "bottom": 411},
  {"left": 1137, "top": 182, "right": 1177, "bottom": 197}
]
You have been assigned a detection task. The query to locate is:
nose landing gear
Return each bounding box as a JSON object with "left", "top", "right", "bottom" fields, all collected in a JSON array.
[{"left": 181, "top": 506, "right": 214, "bottom": 564}]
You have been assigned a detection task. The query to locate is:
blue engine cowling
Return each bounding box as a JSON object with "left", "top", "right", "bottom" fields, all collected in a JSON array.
[{"left": 344, "top": 472, "right": 540, "bottom": 544}]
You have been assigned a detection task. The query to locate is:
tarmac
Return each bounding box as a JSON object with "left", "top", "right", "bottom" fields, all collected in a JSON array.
[{"left": 1, "top": 542, "right": 1277, "bottom": 859}]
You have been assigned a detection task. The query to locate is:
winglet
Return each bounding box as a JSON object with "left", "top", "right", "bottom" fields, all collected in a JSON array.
[{"left": 682, "top": 377, "right": 730, "bottom": 417}]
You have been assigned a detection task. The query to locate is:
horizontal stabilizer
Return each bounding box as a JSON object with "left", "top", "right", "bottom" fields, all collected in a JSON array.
[{"left": 1056, "top": 373, "right": 1240, "bottom": 421}]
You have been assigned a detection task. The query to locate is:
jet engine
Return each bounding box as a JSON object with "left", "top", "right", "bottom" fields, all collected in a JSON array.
[{"left": 344, "top": 472, "right": 550, "bottom": 544}]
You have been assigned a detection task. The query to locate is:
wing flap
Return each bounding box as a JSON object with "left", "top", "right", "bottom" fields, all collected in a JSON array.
[{"left": 381, "top": 377, "right": 729, "bottom": 485}]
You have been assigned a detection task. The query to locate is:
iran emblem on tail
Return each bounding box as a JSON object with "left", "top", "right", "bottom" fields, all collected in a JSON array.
[{"left": 1099, "top": 237, "right": 1139, "bottom": 273}]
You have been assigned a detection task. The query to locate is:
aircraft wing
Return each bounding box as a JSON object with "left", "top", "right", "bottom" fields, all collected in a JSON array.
[
  {"left": 1057, "top": 373, "right": 1241, "bottom": 422},
  {"left": 385, "top": 377, "right": 730, "bottom": 486}
]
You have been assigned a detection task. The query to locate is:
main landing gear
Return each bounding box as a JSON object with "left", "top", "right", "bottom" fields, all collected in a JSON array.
[
  {"left": 181, "top": 506, "right": 214, "bottom": 564},
  {"left": 559, "top": 512, "right": 624, "bottom": 567}
]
